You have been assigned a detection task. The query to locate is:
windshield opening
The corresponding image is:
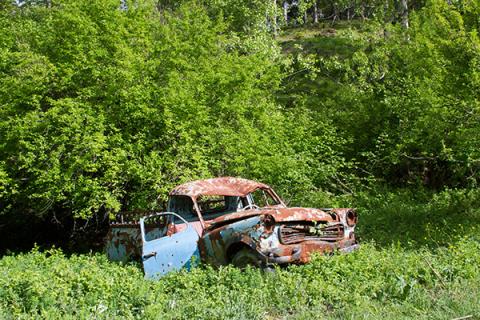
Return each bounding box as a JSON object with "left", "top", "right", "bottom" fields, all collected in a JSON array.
[{"left": 249, "top": 188, "right": 280, "bottom": 207}]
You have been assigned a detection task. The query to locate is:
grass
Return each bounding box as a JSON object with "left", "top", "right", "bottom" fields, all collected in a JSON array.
[
  {"left": 277, "top": 21, "right": 367, "bottom": 56},
  {"left": 0, "top": 188, "right": 479, "bottom": 319}
]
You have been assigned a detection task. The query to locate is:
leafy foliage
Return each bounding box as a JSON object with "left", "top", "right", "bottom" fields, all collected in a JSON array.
[
  {"left": 0, "top": 1, "right": 478, "bottom": 318},
  {"left": 0, "top": 0, "right": 348, "bottom": 232},
  {"left": 0, "top": 0, "right": 478, "bottom": 258},
  {"left": 280, "top": 0, "right": 480, "bottom": 188}
]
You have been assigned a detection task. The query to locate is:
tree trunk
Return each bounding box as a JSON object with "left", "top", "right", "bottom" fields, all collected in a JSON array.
[
  {"left": 333, "top": 3, "right": 338, "bottom": 25},
  {"left": 273, "top": 0, "right": 278, "bottom": 37},
  {"left": 400, "top": 0, "right": 409, "bottom": 28},
  {"left": 360, "top": 1, "right": 365, "bottom": 21},
  {"left": 313, "top": 1, "right": 319, "bottom": 23},
  {"left": 283, "top": 1, "right": 288, "bottom": 24},
  {"left": 392, "top": 0, "right": 399, "bottom": 23},
  {"left": 303, "top": 9, "right": 308, "bottom": 24},
  {"left": 383, "top": 0, "right": 390, "bottom": 38}
]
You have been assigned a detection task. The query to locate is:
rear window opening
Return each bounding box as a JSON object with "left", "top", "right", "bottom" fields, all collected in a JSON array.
[{"left": 168, "top": 195, "right": 199, "bottom": 222}]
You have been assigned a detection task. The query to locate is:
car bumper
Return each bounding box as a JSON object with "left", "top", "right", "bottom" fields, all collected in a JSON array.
[{"left": 262, "top": 240, "right": 359, "bottom": 264}]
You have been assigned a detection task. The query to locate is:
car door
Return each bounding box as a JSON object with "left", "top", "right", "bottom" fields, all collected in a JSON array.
[{"left": 140, "top": 212, "right": 200, "bottom": 280}]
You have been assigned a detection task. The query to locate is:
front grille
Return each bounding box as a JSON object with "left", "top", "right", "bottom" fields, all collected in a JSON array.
[{"left": 279, "top": 223, "right": 344, "bottom": 244}]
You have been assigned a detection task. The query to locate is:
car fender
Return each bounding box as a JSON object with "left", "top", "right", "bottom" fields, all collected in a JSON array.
[{"left": 199, "top": 215, "right": 266, "bottom": 265}]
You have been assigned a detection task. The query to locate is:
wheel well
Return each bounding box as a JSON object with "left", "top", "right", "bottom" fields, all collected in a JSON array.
[{"left": 226, "top": 242, "right": 251, "bottom": 262}]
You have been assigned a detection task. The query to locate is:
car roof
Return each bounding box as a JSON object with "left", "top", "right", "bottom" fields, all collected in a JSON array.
[{"left": 169, "top": 177, "right": 269, "bottom": 199}]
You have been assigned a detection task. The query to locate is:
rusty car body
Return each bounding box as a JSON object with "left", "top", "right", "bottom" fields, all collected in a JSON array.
[{"left": 106, "top": 177, "right": 358, "bottom": 279}]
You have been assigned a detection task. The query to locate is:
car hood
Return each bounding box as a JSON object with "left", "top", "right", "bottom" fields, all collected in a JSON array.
[{"left": 207, "top": 207, "right": 350, "bottom": 228}]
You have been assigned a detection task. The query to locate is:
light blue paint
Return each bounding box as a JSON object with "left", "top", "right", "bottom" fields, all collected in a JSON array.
[{"left": 140, "top": 212, "right": 200, "bottom": 280}]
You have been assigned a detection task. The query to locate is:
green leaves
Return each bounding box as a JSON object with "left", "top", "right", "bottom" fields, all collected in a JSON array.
[
  {"left": 3, "top": 0, "right": 477, "bottom": 248},
  {"left": 375, "top": 0, "right": 480, "bottom": 186},
  {"left": 0, "top": 0, "right": 350, "bottom": 230},
  {"left": 283, "top": 0, "right": 480, "bottom": 188}
]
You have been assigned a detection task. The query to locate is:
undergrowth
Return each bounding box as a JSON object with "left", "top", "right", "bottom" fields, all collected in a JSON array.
[{"left": 1, "top": 188, "right": 479, "bottom": 319}]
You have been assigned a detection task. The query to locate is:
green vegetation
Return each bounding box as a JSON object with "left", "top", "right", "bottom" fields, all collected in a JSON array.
[
  {"left": 0, "top": 1, "right": 351, "bottom": 249},
  {"left": 1, "top": 188, "right": 479, "bottom": 319},
  {"left": 0, "top": 0, "right": 479, "bottom": 318},
  {"left": 281, "top": 1, "right": 480, "bottom": 189}
]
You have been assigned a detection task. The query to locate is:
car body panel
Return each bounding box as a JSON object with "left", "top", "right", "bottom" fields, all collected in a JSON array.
[{"left": 140, "top": 213, "right": 200, "bottom": 279}]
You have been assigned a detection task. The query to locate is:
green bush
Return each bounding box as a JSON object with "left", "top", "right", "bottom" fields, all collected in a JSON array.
[
  {"left": 0, "top": 0, "right": 348, "bottom": 217},
  {"left": 280, "top": 0, "right": 480, "bottom": 189},
  {"left": 0, "top": 0, "right": 349, "bottom": 250}
]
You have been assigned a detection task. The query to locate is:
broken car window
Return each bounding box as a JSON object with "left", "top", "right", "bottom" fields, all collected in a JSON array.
[
  {"left": 142, "top": 215, "right": 169, "bottom": 241},
  {"left": 197, "top": 195, "right": 227, "bottom": 214}
]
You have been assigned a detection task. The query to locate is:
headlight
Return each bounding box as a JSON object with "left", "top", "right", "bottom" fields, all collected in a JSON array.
[
  {"left": 346, "top": 210, "right": 357, "bottom": 226},
  {"left": 261, "top": 214, "right": 275, "bottom": 233}
]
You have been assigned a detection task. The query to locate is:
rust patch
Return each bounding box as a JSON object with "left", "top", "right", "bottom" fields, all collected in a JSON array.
[
  {"left": 207, "top": 207, "right": 339, "bottom": 228},
  {"left": 169, "top": 177, "right": 269, "bottom": 199}
]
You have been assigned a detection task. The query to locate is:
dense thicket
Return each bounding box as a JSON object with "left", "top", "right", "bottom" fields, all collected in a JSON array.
[
  {"left": 0, "top": 0, "right": 348, "bottom": 250},
  {"left": 283, "top": 0, "right": 480, "bottom": 187},
  {"left": 1, "top": 2, "right": 479, "bottom": 318}
]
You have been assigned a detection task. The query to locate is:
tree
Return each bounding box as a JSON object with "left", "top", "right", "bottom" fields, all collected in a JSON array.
[{"left": 0, "top": 0, "right": 348, "bottom": 250}]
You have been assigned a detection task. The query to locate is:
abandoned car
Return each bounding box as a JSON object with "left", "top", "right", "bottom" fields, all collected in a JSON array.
[{"left": 106, "top": 177, "right": 358, "bottom": 279}]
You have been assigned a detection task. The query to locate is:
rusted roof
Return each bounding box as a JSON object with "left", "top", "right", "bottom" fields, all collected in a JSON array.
[{"left": 169, "top": 177, "right": 269, "bottom": 198}]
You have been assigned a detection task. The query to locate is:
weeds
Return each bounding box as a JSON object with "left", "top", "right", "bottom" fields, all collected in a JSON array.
[{"left": 1, "top": 188, "right": 479, "bottom": 319}]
